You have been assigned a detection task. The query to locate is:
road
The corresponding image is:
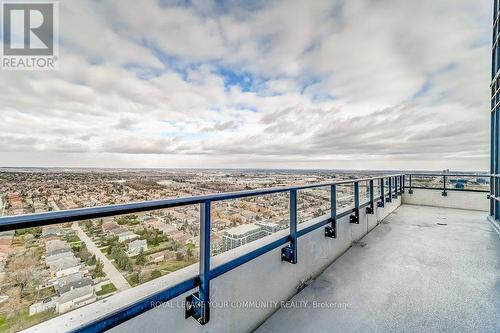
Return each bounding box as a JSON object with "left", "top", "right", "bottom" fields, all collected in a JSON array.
[
  {"left": 72, "top": 222, "right": 131, "bottom": 291},
  {"left": 49, "top": 200, "right": 130, "bottom": 291}
]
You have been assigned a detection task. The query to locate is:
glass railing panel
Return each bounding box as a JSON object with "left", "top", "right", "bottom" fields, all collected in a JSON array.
[
  {"left": 211, "top": 192, "right": 289, "bottom": 256},
  {"left": 297, "top": 186, "right": 330, "bottom": 224}
]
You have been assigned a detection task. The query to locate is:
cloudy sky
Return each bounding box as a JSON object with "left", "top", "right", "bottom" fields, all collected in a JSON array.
[{"left": 0, "top": 0, "right": 493, "bottom": 170}]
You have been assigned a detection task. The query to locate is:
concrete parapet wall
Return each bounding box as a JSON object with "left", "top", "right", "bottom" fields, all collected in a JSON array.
[
  {"left": 402, "top": 189, "right": 488, "bottom": 211},
  {"left": 25, "top": 197, "right": 402, "bottom": 333}
]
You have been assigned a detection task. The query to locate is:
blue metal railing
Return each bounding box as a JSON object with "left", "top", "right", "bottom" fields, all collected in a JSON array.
[
  {"left": 0, "top": 174, "right": 402, "bottom": 331},
  {"left": 0, "top": 172, "right": 489, "bottom": 332},
  {"left": 404, "top": 173, "right": 490, "bottom": 196}
]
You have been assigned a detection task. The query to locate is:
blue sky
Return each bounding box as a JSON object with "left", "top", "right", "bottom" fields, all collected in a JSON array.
[{"left": 0, "top": 0, "right": 493, "bottom": 170}]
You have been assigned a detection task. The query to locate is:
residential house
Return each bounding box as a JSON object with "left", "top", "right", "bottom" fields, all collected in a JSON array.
[
  {"left": 170, "top": 231, "right": 191, "bottom": 246},
  {"left": 29, "top": 298, "right": 56, "bottom": 316},
  {"left": 46, "top": 239, "right": 71, "bottom": 255},
  {"left": 48, "top": 257, "right": 81, "bottom": 278},
  {"left": 149, "top": 253, "right": 165, "bottom": 263},
  {"left": 41, "top": 227, "right": 64, "bottom": 239},
  {"left": 117, "top": 231, "right": 139, "bottom": 243},
  {"left": 127, "top": 239, "right": 147, "bottom": 257},
  {"left": 45, "top": 251, "right": 75, "bottom": 265},
  {"left": 55, "top": 285, "right": 96, "bottom": 314},
  {"left": 101, "top": 222, "right": 124, "bottom": 235},
  {"left": 57, "top": 277, "right": 93, "bottom": 295}
]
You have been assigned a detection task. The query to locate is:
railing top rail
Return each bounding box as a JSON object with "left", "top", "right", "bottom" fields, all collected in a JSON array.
[
  {"left": 0, "top": 174, "right": 403, "bottom": 232},
  {"left": 405, "top": 173, "right": 490, "bottom": 177}
]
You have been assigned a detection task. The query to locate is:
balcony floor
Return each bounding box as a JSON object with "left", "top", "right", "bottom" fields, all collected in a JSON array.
[{"left": 256, "top": 205, "right": 500, "bottom": 333}]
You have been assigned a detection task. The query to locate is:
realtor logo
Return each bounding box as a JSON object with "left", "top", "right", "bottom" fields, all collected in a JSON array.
[{"left": 1, "top": 1, "right": 59, "bottom": 70}]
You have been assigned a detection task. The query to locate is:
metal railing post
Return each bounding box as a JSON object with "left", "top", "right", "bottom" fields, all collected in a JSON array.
[
  {"left": 442, "top": 175, "right": 448, "bottom": 196},
  {"left": 325, "top": 184, "right": 337, "bottom": 238},
  {"left": 185, "top": 201, "right": 211, "bottom": 325},
  {"left": 350, "top": 182, "right": 360, "bottom": 224},
  {"left": 281, "top": 190, "right": 298, "bottom": 263},
  {"left": 366, "top": 180, "right": 374, "bottom": 214},
  {"left": 378, "top": 177, "right": 385, "bottom": 207},
  {"left": 387, "top": 177, "right": 392, "bottom": 203},
  {"left": 394, "top": 176, "right": 398, "bottom": 198},
  {"left": 409, "top": 174, "right": 413, "bottom": 194}
]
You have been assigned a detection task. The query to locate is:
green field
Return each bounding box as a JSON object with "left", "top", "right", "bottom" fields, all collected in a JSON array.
[
  {"left": 0, "top": 306, "right": 57, "bottom": 332},
  {"left": 96, "top": 283, "right": 117, "bottom": 296},
  {"left": 66, "top": 234, "right": 81, "bottom": 243},
  {"left": 153, "top": 258, "right": 196, "bottom": 273}
]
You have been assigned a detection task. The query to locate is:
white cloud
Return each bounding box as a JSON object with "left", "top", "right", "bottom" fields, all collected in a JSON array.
[{"left": 0, "top": 0, "right": 492, "bottom": 170}]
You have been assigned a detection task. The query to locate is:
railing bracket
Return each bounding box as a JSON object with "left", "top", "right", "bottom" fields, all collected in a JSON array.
[
  {"left": 281, "top": 245, "right": 296, "bottom": 264},
  {"left": 185, "top": 292, "right": 209, "bottom": 325},
  {"left": 377, "top": 201, "right": 384, "bottom": 208},
  {"left": 442, "top": 191, "right": 448, "bottom": 196},
  {"left": 351, "top": 182, "right": 360, "bottom": 224},
  {"left": 325, "top": 218, "right": 336, "bottom": 238},
  {"left": 367, "top": 179, "right": 375, "bottom": 215},
  {"left": 408, "top": 189, "right": 413, "bottom": 194}
]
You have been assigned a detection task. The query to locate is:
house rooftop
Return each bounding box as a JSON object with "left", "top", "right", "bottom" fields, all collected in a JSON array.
[
  {"left": 223, "top": 223, "right": 262, "bottom": 236},
  {"left": 58, "top": 278, "right": 93, "bottom": 295},
  {"left": 57, "top": 285, "right": 94, "bottom": 304}
]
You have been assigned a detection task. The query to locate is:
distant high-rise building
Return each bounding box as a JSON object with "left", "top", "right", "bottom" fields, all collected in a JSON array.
[
  {"left": 255, "top": 221, "right": 279, "bottom": 234},
  {"left": 221, "top": 222, "right": 278, "bottom": 252}
]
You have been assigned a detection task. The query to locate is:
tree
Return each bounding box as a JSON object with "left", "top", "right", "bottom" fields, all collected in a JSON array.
[
  {"left": 87, "top": 254, "right": 97, "bottom": 266},
  {"left": 175, "top": 251, "right": 184, "bottom": 261},
  {"left": 106, "top": 237, "right": 119, "bottom": 255},
  {"left": 111, "top": 246, "right": 133, "bottom": 271},
  {"left": 116, "top": 215, "right": 139, "bottom": 225},
  {"left": 78, "top": 243, "right": 92, "bottom": 263},
  {"left": 171, "top": 241, "right": 179, "bottom": 251},
  {"left": 139, "top": 269, "right": 151, "bottom": 283},
  {"left": 92, "top": 259, "right": 105, "bottom": 278},
  {"left": 135, "top": 249, "right": 147, "bottom": 266},
  {"left": 186, "top": 243, "right": 195, "bottom": 259},
  {"left": 128, "top": 272, "right": 140, "bottom": 285},
  {"left": 84, "top": 220, "right": 93, "bottom": 230},
  {"left": 7, "top": 249, "right": 39, "bottom": 294}
]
